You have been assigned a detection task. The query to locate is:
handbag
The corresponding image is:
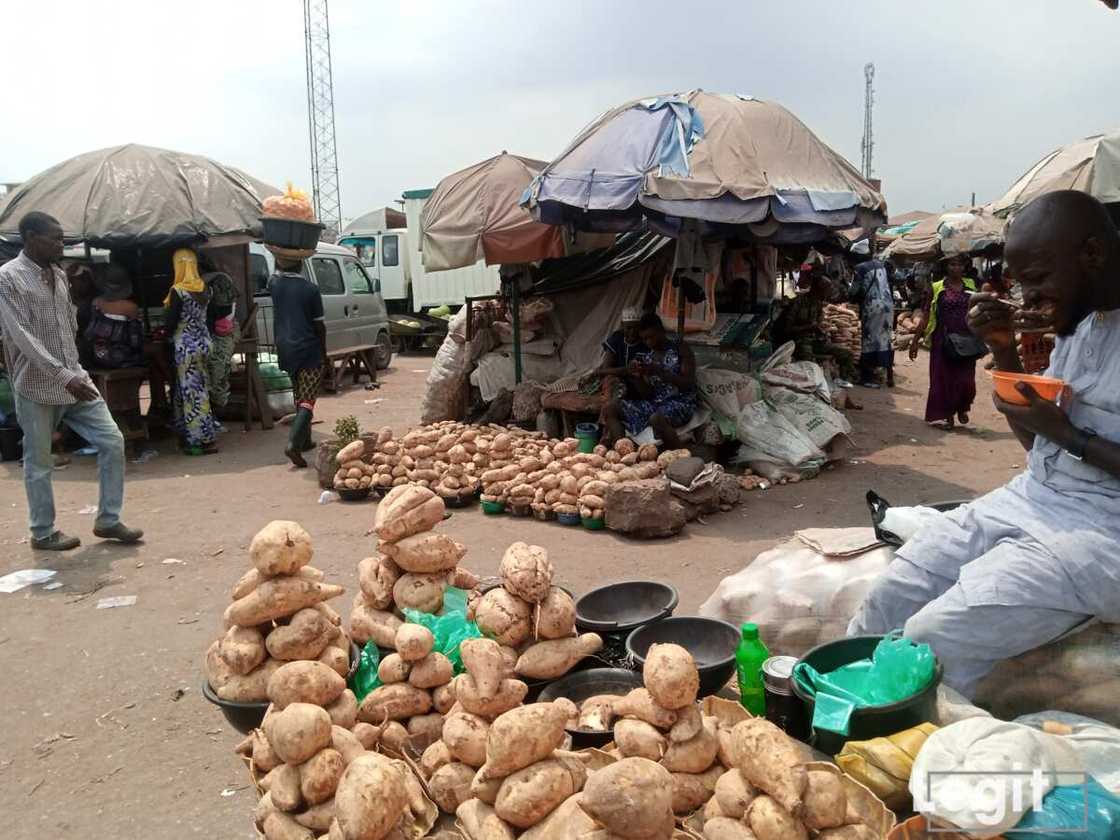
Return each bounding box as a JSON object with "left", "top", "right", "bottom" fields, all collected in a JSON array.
[{"left": 944, "top": 331, "right": 988, "bottom": 363}]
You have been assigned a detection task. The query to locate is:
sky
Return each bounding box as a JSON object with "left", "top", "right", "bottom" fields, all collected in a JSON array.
[{"left": 3, "top": 0, "right": 1118, "bottom": 223}]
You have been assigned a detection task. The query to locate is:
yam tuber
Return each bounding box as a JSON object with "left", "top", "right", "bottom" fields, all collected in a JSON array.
[
  {"left": 443, "top": 711, "right": 490, "bottom": 767},
  {"left": 643, "top": 643, "right": 700, "bottom": 710},
  {"left": 408, "top": 652, "right": 453, "bottom": 689},
  {"left": 455, "top": 799, "right": 516, "bottom": 840},
  {"left": 494, "top": 758, "right": 577, "bottom": 829},
  {"left": 349, "top": 603, "right": 402, "bottom": 648},
  {"left": 747, "top": 795, "right": 808, "bottom": 840},
  {"left": 301, "top": 748, "right": 345, "bottom": 806},
  {"left": 406, "top": 713, "right": 445, "bottom": 752},
  {"left": 228, "top": 577, "right": 344, "bottom": 628},
  {"left": 331, "top": 726, "right": 365, "bottom": 766},
  {"left": 498, "top": 542, "right": 553, "bottom": 603},
  {"left": 577, "top": 695, "right": 616, "bottom": 731},
  {"left": 233, "top": 564, "right": 323, "bottom": 601},
  {"left": 357, "top": 556, "right": 399, "bottom": 611},
  {"left": 266, "top": 608, "right": 333, "bottom": 661},
  {"left": 660, "top": 716, "right": 719, "bottom": 773},
  {"left": 614, "top": 719, "right": 667, "bottom": 760},
  {"left": 334, "top": 754, "right": 409, "bottom": 840},
  {"left": 704, "top": 817, "right": 759, "bottom": 840},
  {"left": 484, "top": 701, "right": 569, "bottom": 776},
  {"left": 377, "top": 653, "right": 411, "bottom": 684},
  {"left": 357, "top": 683, "right": 433, "bottom": 722},
  {"left": 715, "top": 769, "right": 758, "bottom": 820},
  {"left": 459, "top": 638, "right": 505, "bottom": 700},
  {"left": 455, "top": 675, "right": 527, "bottom": 719},
  {"left": 514, "top": 633, "right": 602, "bottom": 680},
  {"left": 219, "top": 625, "right": 267, "bottom": 676},
  {"left": 381, "top": 532, "right": 465, "bottom": 574},
  {"left": 802, "top": 769, "right": 847, "bottom": 831},
  {"left": 268, "top": 661, "right": 346, "bottom": 710},
  {"left": 671, "top": 765, "right": 724, "bottom": 814},
  {"left": 271, "top": 763, "right": 304, "bottom": 812},
  {"left": 535, "top": 587, "right": 576, "bottom": 640},
  {"left": 264, "top": 702, "right": 333, "bottom": 764},
  {"left": 474, "top": 588, "right": 533, "bottom": 647},
  {"left": 731, "top": 719, "right": 807, "bottom": 816},
  {"left": 392, "top": 573, "right": 445, "bottom": 614},
  {"left": 374, "top": 486, "right": 445, "bottom": 542},
  {"left": 395, "top": 623, "right": 435, "bottom": 663},
  {"left": 580, "top": 757, "right": 675, "bottom": 839},
  {"left": 419, "top": 740, "right": 452, "bottom": 779},
  {"left": 251, "top": 520, "right": 314, "bottom": 578},
  {"left": 428, "top": 762, "right": 476, "bottom": 814},
  {"left": 613, "top": 688, "right": 678, "bottom": 730},
  {"left": 326, "top": 690, "right": 358, "bottom": 730}
]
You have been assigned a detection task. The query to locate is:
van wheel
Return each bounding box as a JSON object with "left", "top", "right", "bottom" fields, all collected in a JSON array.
[{"left": 374, "top": 331, "right": 393, "bottom": 369}]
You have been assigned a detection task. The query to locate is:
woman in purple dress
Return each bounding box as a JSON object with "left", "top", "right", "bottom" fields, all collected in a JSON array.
[{"left": 908, "top": 255, "right": 979, "bottom": 429}]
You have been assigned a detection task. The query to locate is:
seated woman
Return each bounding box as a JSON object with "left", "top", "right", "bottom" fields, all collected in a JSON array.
[
  {"left": 603, "top": 313, "right": 698, "bottom": 449},
  {"left": 85, "top": 263, "right": 144, "bottom": 369},
  {"left": 771, "top": 272, "right": 857, "bottom": 383},
  {"left": 595, "top": 306, "right": 647, "bottom": 411}
]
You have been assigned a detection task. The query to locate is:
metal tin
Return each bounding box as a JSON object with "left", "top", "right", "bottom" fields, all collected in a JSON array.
[{"left": 762, "top": 656, "right": 809, "bottom": 740}]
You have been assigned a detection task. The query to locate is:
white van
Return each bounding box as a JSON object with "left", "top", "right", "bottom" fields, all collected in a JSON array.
[{"left": 250, "top": 242, "right": 393, "bottom": 369}]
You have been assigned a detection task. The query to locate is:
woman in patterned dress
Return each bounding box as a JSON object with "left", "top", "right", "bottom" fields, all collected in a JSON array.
[
  {"left": 604, "top": 312, "right": 697, "bottom": 448},
  {"left": 164, "top": 250, "right": 217, "bottom": 454}
]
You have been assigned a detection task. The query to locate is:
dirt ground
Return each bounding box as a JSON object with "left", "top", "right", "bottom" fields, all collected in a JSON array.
[{"left": 0, "top": 351, "right": 1024, "bottom": 838}]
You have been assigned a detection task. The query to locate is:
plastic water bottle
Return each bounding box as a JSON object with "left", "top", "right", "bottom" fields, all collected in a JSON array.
[{"left": 736, "top": 622, "right": 770, "bottom": 716}]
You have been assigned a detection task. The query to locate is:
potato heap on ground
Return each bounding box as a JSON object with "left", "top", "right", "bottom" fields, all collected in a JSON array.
[
  {"left": 700, "top": 717, "right": 883, "bottom": 840},
  {"left": 206, "top": 521, "right": 348, "bottom": 704},
  {"left": 822, "top": 304, "right": 862, "bottom": 359},
  {"left": 332, "top": 436, "right": 381, "bottom": 493}
]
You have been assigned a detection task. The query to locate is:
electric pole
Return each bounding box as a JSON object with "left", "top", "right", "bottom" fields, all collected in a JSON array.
[
  {"left": 860, "top": 63, "right": 875, "bottom": 179},
  {"left": 304, "top": 0, "right": 342, "bottom": 238}
]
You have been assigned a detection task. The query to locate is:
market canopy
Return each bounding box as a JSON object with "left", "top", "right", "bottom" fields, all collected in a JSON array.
[
  {"left": 421, "top": 152, "right": 565, "bottom": 270},
  {"left": 992, "top": 129, "right": 1120, "bottom": 217},
  {"left": 881, "top": 206, "right": 1004, "bottom": 262},
  {"left": 523, "top": 90, "right": 886, "bottom": 244},
  {"left": 0, "top": 143, "right": 280, "bottom": 249}
]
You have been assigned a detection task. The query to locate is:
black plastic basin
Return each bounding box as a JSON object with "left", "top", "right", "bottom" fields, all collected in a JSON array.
[
  {"left": 625, "top": 616, "right": 739, "bottom": 698},
  {"left": 575, "top": 580, "right": 679, "bottom": 635},
  {"left": 791, "top": 634, "right": 943, "bottom": 754},
  {"left": 537, "top": 668, "right": 644, "bottom": 748}
]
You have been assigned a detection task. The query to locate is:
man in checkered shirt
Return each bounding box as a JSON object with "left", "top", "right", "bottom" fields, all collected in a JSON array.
[{"left": 0, "top": 212, "right": 142, "bottom": 550}]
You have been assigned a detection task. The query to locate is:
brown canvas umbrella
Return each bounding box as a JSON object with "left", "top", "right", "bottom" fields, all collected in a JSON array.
[
  {"left": 0, "top": 143, "right": 280, "bottom": 248},
  {"left": 420, "top": 152, "right": 565, "bottom": 270},
  {"left": 992, "top": 130, "right": 1120, "bottom": 217},
  {"left": 881, "top": 206, "right": 1004, "bottom": 261}
]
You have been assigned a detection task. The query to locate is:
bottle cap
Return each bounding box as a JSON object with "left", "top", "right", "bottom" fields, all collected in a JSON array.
[{"left": 741, "top": 622, "right": 759, "bottom": 640}]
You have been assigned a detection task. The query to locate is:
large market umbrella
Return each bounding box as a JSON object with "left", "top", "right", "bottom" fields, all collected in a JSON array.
[
  {"left": 523, "top": 90, "right": 886, "bottom": 243},
  {"left": 881, "top": 206, "right": 1004, "bottom": 262},
  {"left": 992, "top": 130, "right": 1120, "bottom": 217},
  {"left": 420, "top": 152, "right": 565, "bottom": 270},
  {"left": 0, "top": 143, "right": 280, "bottom": 248}
]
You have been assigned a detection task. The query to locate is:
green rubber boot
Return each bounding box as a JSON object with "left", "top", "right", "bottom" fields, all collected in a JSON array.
[{"left": 285, "top": 408, "right": 313, "bottom": 467}]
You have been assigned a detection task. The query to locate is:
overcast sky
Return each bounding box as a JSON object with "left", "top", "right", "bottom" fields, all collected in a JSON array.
[{"left": 4, "top": 1, "right": 1118, "bottom": 222}]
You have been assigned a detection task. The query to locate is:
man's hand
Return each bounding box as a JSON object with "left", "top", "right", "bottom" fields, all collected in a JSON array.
[
  {"left": 66, "top": 378, "right": 101, "bottom": 402},
  {"left": 967, "top": 293, "right": 1016, "bottom": 351},
  {"left": 908, "top": 336, "right": 920, "bottom": 361},
  {"left": 993, "top": 382, "right": 1074, "bottom": 447}
]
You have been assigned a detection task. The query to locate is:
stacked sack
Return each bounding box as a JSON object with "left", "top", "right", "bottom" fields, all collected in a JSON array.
[
  {"left": 205, "top": 521, "right": 347, "bottom": 704},
  {"left": 822, "top": 304, "right": 862, "bottom": 358},
  {"left": 470, "top": 542, "right": 603, "bottom": 682}
]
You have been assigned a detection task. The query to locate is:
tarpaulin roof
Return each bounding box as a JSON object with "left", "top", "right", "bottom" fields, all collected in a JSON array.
[
  {"left": 421, "top": 152, "right": 566, "bottom": 270},
  {"left": 0, "top": 144, "right": 280, "bottom": 249},
  {"left": 527, "top": 231, "right": 671, "bottom": 295},
  {"left": 342, "top": 206, "right": 406, "bottom": 235},
  {"left": 992, "top": 130, "right": 1120, "bottom": 217},
  {"left": 881, "top": 206, "right": 1004, "bottom": 261},
  {"left": 524, "top": 90, "right": 886, "bottom": 243}
]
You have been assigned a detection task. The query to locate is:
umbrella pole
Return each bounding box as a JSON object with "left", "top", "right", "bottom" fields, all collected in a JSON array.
[
  {"left": 676, "top": 281, "right": 686, "bottom": 340},
  {"left": 510, "top": 271, "right": 523, "bottom": 385}
]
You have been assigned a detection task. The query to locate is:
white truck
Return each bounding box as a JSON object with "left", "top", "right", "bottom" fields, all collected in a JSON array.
[{"left": 339, "top": 190, "right": 499, "bottom": 346}]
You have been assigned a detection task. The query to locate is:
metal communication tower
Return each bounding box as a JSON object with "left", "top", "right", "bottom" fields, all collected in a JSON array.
[
  {"left": 304, "top": 0, "right": 342, "bottom": 237},
  {"left": 860, "top": 63, "right": 875, "bottom": 179}
]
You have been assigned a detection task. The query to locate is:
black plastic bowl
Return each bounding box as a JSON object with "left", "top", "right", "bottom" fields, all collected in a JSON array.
[
  {"left": 626, "top": 616, "right": 739, "bottom": 698},
  {"left": 204, "top": 641, "right": 360, "bottom": 734},
  {"left": 538, "top": 667, "right": 644, "bottom": 748},
  {"left": 575, "top": 581, "right": 679, "bottom": 635},
  {"left": 791, "top": 634, "right": 943, "bottom": 754},
  {"left": 261, "top": 216, "right": 325, "bottom": 250}
]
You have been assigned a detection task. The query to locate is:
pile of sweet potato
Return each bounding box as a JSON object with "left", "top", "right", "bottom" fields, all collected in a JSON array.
[{"left": 205, "top": 521, "right": 349, "bottom": 704}]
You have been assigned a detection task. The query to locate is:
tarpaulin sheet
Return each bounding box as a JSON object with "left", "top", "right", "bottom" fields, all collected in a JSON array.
[
  {"left": 994, "top": 130, "right": 1120, "bottom": 215},
  {"left": 0, "top": 144, "right": 279, "bottom": 248}
]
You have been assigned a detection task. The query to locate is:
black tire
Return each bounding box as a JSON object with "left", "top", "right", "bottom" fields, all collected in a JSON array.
[{"left": 374, "top": 330, "right": 393, "bottom": 369}]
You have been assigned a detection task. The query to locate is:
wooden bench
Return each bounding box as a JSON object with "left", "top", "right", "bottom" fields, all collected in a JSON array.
[
  {"left": 89, "top": 367, "right": 149, "bottom": 450},
  {"left": 324, "top": 345, "right": 379, "bottom": 393}
]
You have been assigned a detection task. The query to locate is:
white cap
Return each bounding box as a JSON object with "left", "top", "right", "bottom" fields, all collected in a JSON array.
[
  {"left": 621, "top": 306, "right": 643, "bottom": 323},
  {"left": 850, "top": 240, "right": 871, "bottom": 256}
]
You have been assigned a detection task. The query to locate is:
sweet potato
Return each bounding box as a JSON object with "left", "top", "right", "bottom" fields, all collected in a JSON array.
[
  {"left": 485, "top": 701, "right": 568, "bottom": 777},
  {"left": 456, "top": 675, "right": 528, "bottom": 719},
  {"left": 216, "top": 657, "right": 283, "bottom": 703},
  {"left": 703, "top": 795, "right": 725, "bottom": 824},
  {"left": 731, "top": 719, "right": 807, "bottom": 816},
  {"left": 661, "top": 716, "right": 719, "bottom": 773},
  {"left": 263, "top": 810, "right": 315, "bottom": 840},
  {"left": 331, "top": 726, "right": 365, "bottom": 766},
  {"left": 515, "top": 633, "right": 602, "bottom": 680},
  {"left": 615, "top": 719, "right": 667, "bottom": 760},
  {"left": 535, "top": 587, "right": 576, "bottom": 640},
  {"left": 614, "top": 688, "right": 678, "bottom": 730},
  {"left": 248, "top": 727, "right": 283, "bottom": 772},
  {"left": 443, "top": 712, "right": 490, "bottom": 767},
  {"left": 352, "top": 722, "right": 381, "bottom": 750},
  {"left": 233, "top": 565, "right": 324, "bottom": 601},
  {"left": 428, "top": 762, "right": 476, "bottom": 813},
  {"left": 519, "top": 791, "right": 599, "bottom": 840},
  {"left": 318, "top": 644, "right": 349, "bottom": 679},
  {"left": 580, "top": 757, "right": 675, "bottom": 838},
  {"left": 448, "top": 566, "right": 479, "bottom": 590},
  {"left": 474, "top": 588, "right": 533, "bottom": 647},
  {"left": 272, "top": 763, "right": 305, "bottom": 812},
  {"left": 747, "top": 795, "right": 807, "bottom": 840},
  {"left": 670, "top": 704, "right": 703, "bottom": 743},
  {"left": 381, "top": 722, "right": 410, "bottom": 754},
  {"left": 717, "top": 729, "right": 737, "bottom": 769},
  {"left": 395, "top": 624, "right": 435, "bottom": 662},
  {"left": 267, "top": 609, "right": 333, "bottom": 661},
  {"left": 301, "top": 748, "right": 345, "bottom": 806},
  {"left": 802, "top": 769, "right": 847, "bottom": 831},
  {"left": 219, "top": 625, "right": 267, "bottom": 675},
  {"left": 704, "top": 816, "right": 759, "bottom": 840},
  {"left": 643, "top": 643, "right": 700, "bottom": 710},
  {"left": 316, "top": 601, "right": 343, "bottom": 628},
  {"left": 456, "top": 798, "right": 516, "bottom": 840},
  {"left": 715, "top": 769, "right": 758, "bottom": 820},
  {"left": 471, "top": 768, "right": 504, "bottom": 805},
  {"left": 498, "top": 542, "right": 553, "bottom": 603},
  {"left": 671, "top": 765, "right": 724, "bottom": 814},
  {"left": 358, "top": 683, "right": 433, "bottom": 722},
  {"left": 268, "top": 661, "right": 347, "bottom": 710},
  {"left": 251, "top": 520, "right": 314, "bottom": 578},
  {"left": 459, "top": 638, "right": 505, "bottom": 700},
  {"left": 336, "top": 440, "right": 366, "bottom": 463},
  {"left": 432, "top": 683, "right": 456, "bottom": 715},
  {"left": 381, "top": 532, "right": 465, "bottom": 573},
  {"left": 294, "top": 798, "right": 336, "bottom": 833},
  {"left": 335, "top": 754, "right": 409, "bottom": 840},
  {"left": 494, "top": 758, "right": 576, "bottom": 829},
  {"left": 419, "top": 739, "right": 452, "bottom": 779},
  {"left": 255, "top": 791, "right": 276, "bottom": 830},
  {"left": 349, "top": 603, "right": 402, "bottom": 648},
  {"left": 378, "top": 653, "right": 411, "bottom": 684},
  {"left": 553, "top": 697, "right": 579, "bottom": 729},
  {"left": 815, "top": 825, "right": 878, "bottom": 840},
  {"left": 357, "top": 556, "right": 399, "bottom": 611},
  {"left": 229, "top": 577, "right": 344, "bottom": 627},
  {"left": 393, "top": 573, "right": 446, "bottom": 613},
  {"left": 409, "top": 652, "right": 454, "bottom": 689},
  {"left": 326, "top": 690, "right": 358, "bottom": 730},
  {"left": 375, "top": 486, "right": 445, "bottom": 542},
  {"left": 265, "top": 703, "right": 334, "bottom": 764}
]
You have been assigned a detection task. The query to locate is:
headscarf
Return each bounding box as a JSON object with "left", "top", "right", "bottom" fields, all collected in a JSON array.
[{"left": 164, "top": 248, "right": 206, "bottom": 305}]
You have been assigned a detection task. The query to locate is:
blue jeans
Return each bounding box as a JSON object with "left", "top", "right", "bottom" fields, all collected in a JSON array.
[{"left": 14, "top": 393, "right": 126, "bottom": 540}]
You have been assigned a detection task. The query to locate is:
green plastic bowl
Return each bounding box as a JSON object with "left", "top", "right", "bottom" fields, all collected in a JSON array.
[
  {"left": 581, "top": 516, "right": 606, "bottom": 531},
  {"left": 481, "top": 500, "right": 505, "bottom": 515}
]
